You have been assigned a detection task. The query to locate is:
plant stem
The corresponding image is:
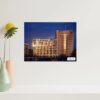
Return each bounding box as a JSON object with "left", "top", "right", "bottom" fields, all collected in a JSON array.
[
  {"left": 3, "top": 39, "right": 6, "bottom": 62},
  {"left": 0, "top": 57, "right": 2, "bottom": 69},
  {"left": 0, "top": 57, "right": 2, "bottom": 62},
  {"left": 9, "top": 39, "right": 10, "bottom": 60}
]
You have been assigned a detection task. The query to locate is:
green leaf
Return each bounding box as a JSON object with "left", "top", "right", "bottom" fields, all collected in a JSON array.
[{"left": 5, "top": 27, "right": 18, "bottom": 39}]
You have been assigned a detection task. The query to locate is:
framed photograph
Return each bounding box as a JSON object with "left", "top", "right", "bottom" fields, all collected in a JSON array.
[{"left": 24, "top": 22, "right": 76, "bottom": 61}]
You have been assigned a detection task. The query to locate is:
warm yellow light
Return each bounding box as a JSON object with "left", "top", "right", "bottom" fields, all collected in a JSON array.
[{"left": 64, "top": 34, "right": 66, "bottom": 54}]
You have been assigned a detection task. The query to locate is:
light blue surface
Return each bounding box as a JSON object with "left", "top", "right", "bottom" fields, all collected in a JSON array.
[{"left": 0, "top": 61, "right": 11, "bottom": 92}]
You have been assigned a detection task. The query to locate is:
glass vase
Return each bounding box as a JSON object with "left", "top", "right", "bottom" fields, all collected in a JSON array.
[{"left": 0, "top": 61, "right": 11, "bottom": 92}]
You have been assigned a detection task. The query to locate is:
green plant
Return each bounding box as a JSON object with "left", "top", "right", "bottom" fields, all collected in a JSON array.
[
  {"left": 5, "top": 27, "right": 18, "bottom": 39},
  {"left": 0, "top": 23, "right": 18, "bottom": 62}
]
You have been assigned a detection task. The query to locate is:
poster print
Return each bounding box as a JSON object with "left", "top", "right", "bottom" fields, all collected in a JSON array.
[{"left": 24, "top": 22, "right": 76, "bottom": 61}]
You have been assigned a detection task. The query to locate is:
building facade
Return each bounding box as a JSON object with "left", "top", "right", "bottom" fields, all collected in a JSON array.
[
  {"left": 32, "top": 39, "right": 56, "bottom": 57},
  {"left": 56, "top": 30, "right": 74, "bottom": 56},
  {"left": 32, "top": 30, "right": 74, "bottom": 57},
  {"left": 24, "top": 43, "right": 33, "bottom": 56},
  {"left": 24, "top": 43, "right": 29, "bottom": 56}
]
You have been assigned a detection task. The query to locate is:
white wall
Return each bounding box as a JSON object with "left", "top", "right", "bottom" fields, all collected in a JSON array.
[{"left": 0, "top": 0, "right": 100, "bottom": 86}]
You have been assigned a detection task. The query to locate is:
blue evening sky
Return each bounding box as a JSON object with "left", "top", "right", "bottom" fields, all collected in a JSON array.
[{"left": 24, "top": 22, "right": 76, "bottom": 49}]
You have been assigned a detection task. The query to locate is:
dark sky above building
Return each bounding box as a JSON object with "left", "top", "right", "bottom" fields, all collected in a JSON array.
[{"left": 24, "top": 22, "right": 76, "bottom": 49}]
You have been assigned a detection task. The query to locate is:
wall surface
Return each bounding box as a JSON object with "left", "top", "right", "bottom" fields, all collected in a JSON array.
[{"left": 0, "top": 0, "right": 100, "bottom": 86}]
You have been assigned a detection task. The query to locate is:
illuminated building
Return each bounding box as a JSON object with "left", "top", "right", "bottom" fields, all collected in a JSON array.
[
  {"left": 56, "top": 30, "right": 74, "bottom": 56},
  {"left": 24, "top": 43, "right": 33, "bottom": 56},
  {"left": 24, "top": 43, "right": 29, "bottom": 56},
  {"left": 32, "top": 39, "right": 56, "bottom": 57},
  {"left": 32, "top": 30, "right": 74, "bottom": 57}
]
